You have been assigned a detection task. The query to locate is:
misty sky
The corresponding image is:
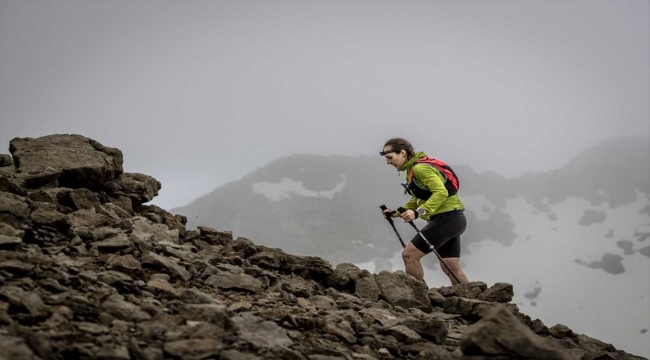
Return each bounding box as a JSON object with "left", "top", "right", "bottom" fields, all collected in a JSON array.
[{"left": 1, "top": 0, "right": 648, "bottom": 210}]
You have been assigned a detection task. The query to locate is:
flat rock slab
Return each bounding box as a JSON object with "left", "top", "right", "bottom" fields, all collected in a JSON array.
[{"left": 9, "top": 134, "right": 123, "bottom": 189}]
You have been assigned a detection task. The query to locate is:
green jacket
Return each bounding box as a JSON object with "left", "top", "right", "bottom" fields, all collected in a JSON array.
[{"left": 397, "top": 151, "right": 465, "bottom": 220}]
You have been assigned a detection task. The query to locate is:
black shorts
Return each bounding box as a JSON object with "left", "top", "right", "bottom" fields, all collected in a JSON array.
[{"left": 410, "top": 210, "right": 466, "bottom": 258}]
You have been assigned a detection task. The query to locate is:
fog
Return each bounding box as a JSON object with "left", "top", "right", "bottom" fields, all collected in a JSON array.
[{"left": 1, "top": 0, "right": 648, "bottom": 210}]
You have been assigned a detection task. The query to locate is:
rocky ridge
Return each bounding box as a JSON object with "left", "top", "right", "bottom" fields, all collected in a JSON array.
[{"left": 0, "top": 134, "right": 645, "bottom": 360}]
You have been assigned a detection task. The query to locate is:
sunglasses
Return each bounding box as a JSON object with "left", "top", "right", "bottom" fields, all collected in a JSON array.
[{"left": 379, "top": 150, "right": 398, "bottom": 156}]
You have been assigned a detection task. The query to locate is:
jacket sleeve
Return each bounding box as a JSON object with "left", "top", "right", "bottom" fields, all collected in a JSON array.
[
  {"left": 412, "top": 164, "right": 448, "bottom": 216},
  {"left": 400, "top": 196, "right": 420, "bottom": 213}
]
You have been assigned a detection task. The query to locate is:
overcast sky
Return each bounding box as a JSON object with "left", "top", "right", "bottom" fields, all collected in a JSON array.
[{"left": 1, "top": 0, "right": 648, "bottom": 210}]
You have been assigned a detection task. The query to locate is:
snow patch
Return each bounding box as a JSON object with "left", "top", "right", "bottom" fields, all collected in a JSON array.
[{"left": 252, "top": 175, "right": 347, "bottom": 201}]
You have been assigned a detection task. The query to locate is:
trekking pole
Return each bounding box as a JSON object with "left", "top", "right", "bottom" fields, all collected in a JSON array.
[
  {"left": 380, "top": 205, "right": 429, "bottom": 288},
  {"left": 397, "top": 207, "right": 461, "bottom": 284},
  {"left": 379, "top": 205, "right": 406, "bottom": 248}
]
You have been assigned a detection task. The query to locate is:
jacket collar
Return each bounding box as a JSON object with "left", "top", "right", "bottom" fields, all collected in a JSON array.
[{"left": 398, "top": 151, "right": 427, "bottom": 172}]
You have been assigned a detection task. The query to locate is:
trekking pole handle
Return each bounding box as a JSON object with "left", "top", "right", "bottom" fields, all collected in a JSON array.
[
  {"left": 397, "top": 207, "right": 419, "bottom": 220},
  {"left": 379, "top": 205, "right": 395, "bottom": 224}
]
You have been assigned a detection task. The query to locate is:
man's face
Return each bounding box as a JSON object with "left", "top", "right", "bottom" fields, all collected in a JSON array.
[{"left": 383, "top": 147, "right": 407, "bottom": 169}]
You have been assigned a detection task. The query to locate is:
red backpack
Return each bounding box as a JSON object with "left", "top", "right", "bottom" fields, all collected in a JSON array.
[{"left": 408, "top": 156, "right": 460, "bottom": 196}]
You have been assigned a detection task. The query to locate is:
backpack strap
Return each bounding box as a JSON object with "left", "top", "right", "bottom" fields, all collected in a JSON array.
[{"left": 409, "top": 158, "right": 448, "bottom": 186}]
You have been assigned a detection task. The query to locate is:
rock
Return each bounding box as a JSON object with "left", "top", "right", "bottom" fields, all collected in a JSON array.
[
  {"left": 381, "top": 325, "right": 422, "bottom": 344},
  {"left": 442, "top": 297, "right": 496, "bottom": 319},
  {"left": 91, "top": 234, "right": 132, "bottom": 253},
  {"left": 0, "top": 154, "right": 13, "bottom": 167},
  {"left": 0, "top": 192, "right": 30, "bottom": 228},
  {"left": 549, "top": 324, "right": 574, "bottom": 338},
  {"left": 176, "top": 304, "right": 232, "bottom": 329},
  {"left": 356, "top": 276, "right": 382, "bottom": 302},
  {"left": 452, "top": 281, "right": 487, "bottom": 299},
  {"left": 397, "top": 316, "right": 448, "bottom": 344},
  {"left": 427, "top": 288, "right": 446, "bottom": 306},
  {"left": 231, "top": 312, "right": 293, "bottom": 348},
  {"left": 477, "top": 283, "right": 514, "bottom": 303},
  {"left": 180, "top": 288, "right": 221, "bottom": 305},
  {"left": 9, "top": 134, "right": 123, "bottom": 189},
  {"left": 67, "top": 209, "right": 117, "bottom": 229},
  {"left": 0, "top": 336, "right": 41, "bottom": 360},
  {"left": 374, "top": 271, "right": 432, "bottom": 312},
  {"left": 327, "top": 263, "right": 364, "bottom": 291},
  {"left": 0, "top": 259, "right": 34, "bottom": 276},
  {"left": 106, "top": 254, "right": 144, "bottom": 279},
  {"left": 459, "top": 304, "right": 578, "bottom": 360},
  {"left": 102, "top": 298, "right": 151, "bottom": 321},
  {"left": 131, "top": 216, "right": 180, "bottom": 245},
  {"left": 29, "top": 204, "right": 70, "bottom": 230},
  {"left": 0, "top": 285, "right": 50, "bottom": 320},
  {"left": 141, "top": 252, "right": 191, "bottom": 282},
  {"left": 198, "top": 226, "right": 233, "bottom": 246},
  {"left": 204, "top": 271, "right": 263, "bottom": 294},
  {"left": 96, "top": 343, "right": 131, "bottom": 360},
  {"left": 104, "top": 173, "right": 161, "bottom": 207},
  {"left": 0, "top": 222, "right": 23, "bottom": 238},
  {"left": 163, "top": 338, "right": 223, "bottom": 360},
  {"left": 221, "top": 350, "right": 262, "bottom": 360}
]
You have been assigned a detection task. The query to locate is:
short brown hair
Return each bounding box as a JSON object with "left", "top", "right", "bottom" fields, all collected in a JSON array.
[{"left": 383, "top": 138, "right": 415, "bottom": 158}]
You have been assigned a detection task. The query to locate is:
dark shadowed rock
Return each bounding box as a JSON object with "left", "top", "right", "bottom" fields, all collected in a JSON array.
[
  {"left": 427, "top": 288, "right": 446, "bottom": 306},
  {"left": 141, "top": 252, "right": 191, "bottom": 281},
  {"left": 355, "top": 275, "right": 381, "bottom": 302},
  {"left": 104, "top": 172, "right": 161, "bottom": 207},
  {"left": 231, "top": 312, "right": 293, "bottom": 349},
  {"left": 65, "top": 188, "right": 102, "bottom": 210},
  {"left": 9, "top": 134, "right": 123, "bottom": 189},
  {"left": 67, "top": 209, "right": 118, "bottom": 230},
  {"left": 198, "top": 225, "right": 233, "bottom": 245},
  {"left": 0, "top": 234, "right": 22, "bottom": 248},
  {"left": 0, "top": 154, "right": 12, "bottom": 167},
  {"left": 0, "top": 336, "right": 41, "bottom": 360},
  {"left": 138, "top": 204, "right": 187, "bottom": 235},
  {"left": 326, "top": 263, "right": 364, "bottom": 292},
  {"left": 102, "top": 298, "right": 151, "bottom": 321},
  {"left": 460, "top": 304, "right": 578, "bottom": 360},
  {"left": 397, "top": 315, "right": 448, "bottom": 344},
  {"left": 0, "top": 192, "right": 30, "bottom": 228},
  {"left": 204, "top": 271, "right": 263, "bottom": 294},
  {"left": 374, "top": 271, "right": 432, "bottom": 312},
  {"left": 164, "top": 338, "right": 223, "bottom": 360},
  {"left": 443, "top": 297, "right": 499, "bottom": 319},
  {"left": 0, "top": 285, "right": 50, "bottom": 321},
  {"left": 452, "top": 281, "right": 487, "bottom": 299},
  {"left": 0, "top": 174, "right": 27, "bottom": 196},
  {"left": 477, "top": 283, "right": 514, "bottom": 303}
]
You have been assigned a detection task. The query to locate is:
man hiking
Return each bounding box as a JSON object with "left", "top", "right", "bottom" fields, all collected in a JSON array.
[{"left": 381, "top": 137, "right": 470, "bottom": 285}]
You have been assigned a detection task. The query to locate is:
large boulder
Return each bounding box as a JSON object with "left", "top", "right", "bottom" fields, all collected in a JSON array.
[
  {"left": 459, "top": 304, "right": 578, "bottom": 360},
  {"left": 374, "top": 270, "right": 432, "bottom": 312},
  {"left": 104, "top": 173, "right": 161, "bottom": 207},
  {"left": 9, "top": 134, "right": 123, "bottom": 189}
]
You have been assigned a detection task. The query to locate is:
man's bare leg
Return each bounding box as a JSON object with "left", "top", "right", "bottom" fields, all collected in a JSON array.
[
  {"left": 439, "top": 257, "right": 469, "bottom": 285},
  {"left": 402, "top": 243, "right": 426, "bottom": 281}
]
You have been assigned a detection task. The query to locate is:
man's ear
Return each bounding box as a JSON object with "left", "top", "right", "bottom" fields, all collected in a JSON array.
[{"left": 401, "top": 150, "right": 406, "bottom": 156}]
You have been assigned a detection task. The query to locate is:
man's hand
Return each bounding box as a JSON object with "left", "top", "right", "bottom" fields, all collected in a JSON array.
[
  {"left": 401, "top": 209, "right": 416, "bottom": 222},
  {"left": 382, "top": 208, "right": 399, "bottom": 218}
]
